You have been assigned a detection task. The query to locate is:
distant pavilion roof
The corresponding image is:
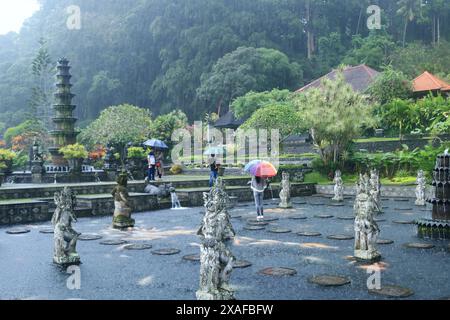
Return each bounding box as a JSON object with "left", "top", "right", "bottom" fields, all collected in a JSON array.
[
  {"left": 295, "top": 64, "right": 379, "bottom": 94},
  {"left": 412, "top": 71, "right": 450, "bottom": 93},
  {"left": 214, "top": 110, "right": 246, "bottom": 129}
]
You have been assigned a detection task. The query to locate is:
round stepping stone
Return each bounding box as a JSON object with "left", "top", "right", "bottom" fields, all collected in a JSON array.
[
  {"left": 337, "top": 216, "right": 354, "bottom": 220},
  {"left": 100, "top": 239, "right": 127, "bottom": 246},
  {"left": 374, "top": 218, "right": 386, "bottom": 222},
  {"left": 394, "top": 208, "right": 413, "bottom": 211},
  {"left": 247, "top": 221, "right": 269, "bottom": 226},
  {"left": 182, "top": 254, "right": 200, "bottom": 262},
  {"left": 230, "top": 215, "right": 241, "bottom": 219},
  {"left": 39, "top": 228, "right": 54, "bottom": 234},
  {"left": 393, "top": 220, "right": 415, "bottom": 225},
  {"left": 244, "top": 225, "right": 265, "bottom": 231},
  {"left": 78, "top": 234, "right": 102, "bottom": 241},
  {"left": 382, "top": 206, "right": 389, "bottom": 210},
  {"left": 293, "top": 201, "right": 306, "bottom": 205},
  {"left": 233, "top": 260, "right": 252, "bottom": 269},
  {"left": 327, "top": 234, "right": 354, "bottom": 240},
  {"left": 394, "top": 198, "right": 410, "bottom": 202},
  {"left": 369, "top": 285, "right": 414, "bottom": 298},
  {"left": 288, "top": 215, "right": 307, "bottom": 220},
  {"left": 297, "top": 231, "right": 321, "bottom": 237},
  {"left": 268, "top": 228, "right": 291, "bottom": 234},
  {"left": 314, "top": 214, "right": 334, "bottom": 219},
  {"left": 404, "top": 243, "right": 435, "bottom": 249},
  {"left": 328, "top": 203, "right": 345, "bottom": 207},
  {"left": 309, "top": 275, "right": 351, "bottom": 287},
  {"left": 381, "top": 198, "right": 390, "bottom": 201},
  {"left": 262, "top": 217, "right": 279, "bottom": 222},
  {"left": 310, "top": 203, "right": 325, "bottom": 206},
  {"left": 151, "top": 248, "right": 181, "bottom": 256},
  {"left": 259, "top": 267, "right": 297, "bottom": 276},
  {"left": 377, "top": 239, "right": 394, "bottom": 245},
  {"left": 124, "top": 243, "right": 152, "bottom": 250},
  {"left": 6, "top": 228, "right": 30, "bottom": 235}
]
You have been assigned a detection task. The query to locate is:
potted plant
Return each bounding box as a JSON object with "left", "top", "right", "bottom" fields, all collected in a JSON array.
[
  {"left": 0, "top": 149, "right": 17, "bottom": 175},
  {"left": 59, "top": 143, "right": 88, "bottom": 173}
]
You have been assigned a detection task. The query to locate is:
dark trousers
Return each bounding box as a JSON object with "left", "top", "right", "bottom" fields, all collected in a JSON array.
[
  {"left": 148, "top": 166, "right": 156, "bottom": 181},
  {"left": 209, "top": 170, "right": 218, "bottom": 187}
]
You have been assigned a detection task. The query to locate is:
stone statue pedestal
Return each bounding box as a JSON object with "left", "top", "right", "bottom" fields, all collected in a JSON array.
[
  {"left": 31, "top": 160, "right": 44, "bottom": 184},
  {"left": 196, "top": 289, "right": 235, "bottom": 301},
  {"left": 354, "top": 250, "right": 381, "bottom": 263},
  {"left": 113, "top": 214, "right": 135, "bottom": 229},
  {"left": 53, "top": 253, "right": 81, "bottom": 266}
]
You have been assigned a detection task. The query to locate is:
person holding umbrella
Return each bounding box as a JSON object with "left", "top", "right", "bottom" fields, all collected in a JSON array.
[
  {"left": 208, "top": 154, "right": 220, "bottom": 188},
  {"left": 244, "top": 160, "right": 278, "bottom": 221},
  {"left": 143, "top": 139, "right": 169, "bottom": 181},
  {"left": 147, "top": 151, "right": 156, "bottom": 182}
]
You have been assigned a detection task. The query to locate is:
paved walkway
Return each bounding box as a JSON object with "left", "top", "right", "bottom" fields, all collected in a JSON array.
[{"left": 0, "top": 196, "right": 449, "bottom": 300}]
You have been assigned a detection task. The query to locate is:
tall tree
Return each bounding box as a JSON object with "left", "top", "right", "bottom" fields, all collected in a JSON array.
[
  {"left": 397, "top": 0, "right": 424, "bottom": 47},
  {"left": 29, "top": 38, "right": 54, "bottom": 127}
]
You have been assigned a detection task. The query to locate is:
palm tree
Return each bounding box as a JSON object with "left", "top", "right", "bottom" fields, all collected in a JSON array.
[{"left": 397, "top": 0, "right": 423, "bottom": 47}]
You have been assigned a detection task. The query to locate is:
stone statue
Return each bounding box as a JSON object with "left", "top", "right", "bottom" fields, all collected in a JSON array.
[
  {"left": 369, "top": 169, "right": 382, "bottom": 214},
  {"left": 196, "top": 178, "right": 235, "bottom": 300},
  {"left": 354, "top": 176, "right": 381, "bottom": 262},
  {"left": 112, "top": 171, "right": 135, "bottom": 229},
  {"left": 30, "top": 139, "right": 45, "bottom": 183},
  {"left": 52, "top": 187, "right": 81, "bottom": 265},
  {"left": 332, "top": 170, "right": 344, "bottom": 201},
  {"left": 415, "top": 170, "right": 426, "bottom": 206},
  {"left": 354, "top": 173, "right": 367, "bottom": 215},
  {"left": 279, "top": 172, "right": 292, "bottom": 208},
  {"left": 32, "top": 139, "right": 44, "bottom": 162}
]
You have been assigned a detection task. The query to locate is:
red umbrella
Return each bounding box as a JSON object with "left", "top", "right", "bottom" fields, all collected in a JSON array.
[{"left": 245, "top": 160, "right": 277, "bottom": 178}]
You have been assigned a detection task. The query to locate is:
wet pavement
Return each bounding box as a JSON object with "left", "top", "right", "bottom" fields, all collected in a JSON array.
[{"left": 0, "top": 195, "right": 449, "bottom": 300}]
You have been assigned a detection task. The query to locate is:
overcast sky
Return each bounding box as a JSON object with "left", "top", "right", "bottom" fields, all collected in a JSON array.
[{"left": 0, "top": 0, "right": 40, "bottom": 35}]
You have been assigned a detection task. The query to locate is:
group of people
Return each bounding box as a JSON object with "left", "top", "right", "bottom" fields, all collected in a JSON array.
[{"left": 147, "top": 150, "right": 164, "bottom": 182}]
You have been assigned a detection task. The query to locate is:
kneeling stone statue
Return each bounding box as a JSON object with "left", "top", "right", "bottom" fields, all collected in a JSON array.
[
  {"left": 112, "top": 171, "right": 135, "bottom": 229},
  {"left": 196, "top": 178, "right": 236, "bottom": 300},
  {"left": 52, "top": 187, "right": 81, "bottom": 265}
]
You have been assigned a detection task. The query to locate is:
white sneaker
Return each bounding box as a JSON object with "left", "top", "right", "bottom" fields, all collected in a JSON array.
[{"left": 256, "top": 216, "right": 262, "bottom": 221}]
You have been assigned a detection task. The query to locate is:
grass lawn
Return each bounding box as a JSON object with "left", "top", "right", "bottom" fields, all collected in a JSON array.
[{"left": 304, "top": 172, "right": 417, "bottom": 186}]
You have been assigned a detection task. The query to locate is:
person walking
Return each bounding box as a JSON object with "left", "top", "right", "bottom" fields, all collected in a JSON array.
[
  {"left": 250, "top": 176, "right": 267, "bottom": 221},
  {"left": 147, "top": 151, "right": 156, "bottom": 181},
  {"left": 208, "top": 154, "right": 219, "bottom": 187},
  {"left": 156, "top": 151, "right": 164, "bottom": 180}
]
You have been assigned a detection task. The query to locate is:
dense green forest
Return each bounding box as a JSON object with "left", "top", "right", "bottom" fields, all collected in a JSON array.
[{"left": 0, "top": 0, "right": 449, "bottom": 132}]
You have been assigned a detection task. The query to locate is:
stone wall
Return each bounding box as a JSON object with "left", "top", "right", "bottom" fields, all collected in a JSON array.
[
  {"left": 0, "top": 201, "right": 50, "bottom": 225},
  {"left": 315, "top": 184, "right": 432, "bottom": 198}
]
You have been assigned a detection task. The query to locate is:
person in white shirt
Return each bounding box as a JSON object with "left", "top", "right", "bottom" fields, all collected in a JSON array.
[{"left": 147, "top": 151, "right": 156, "bottom": 181}]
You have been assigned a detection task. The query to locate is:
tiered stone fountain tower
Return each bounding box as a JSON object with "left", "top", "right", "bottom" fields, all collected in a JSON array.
[
  {"left": 417, "top": 150, "right": 450, "bottom": 239},
  {"left": 48, "top": 58, "right": 79, "bottom": 166}
]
